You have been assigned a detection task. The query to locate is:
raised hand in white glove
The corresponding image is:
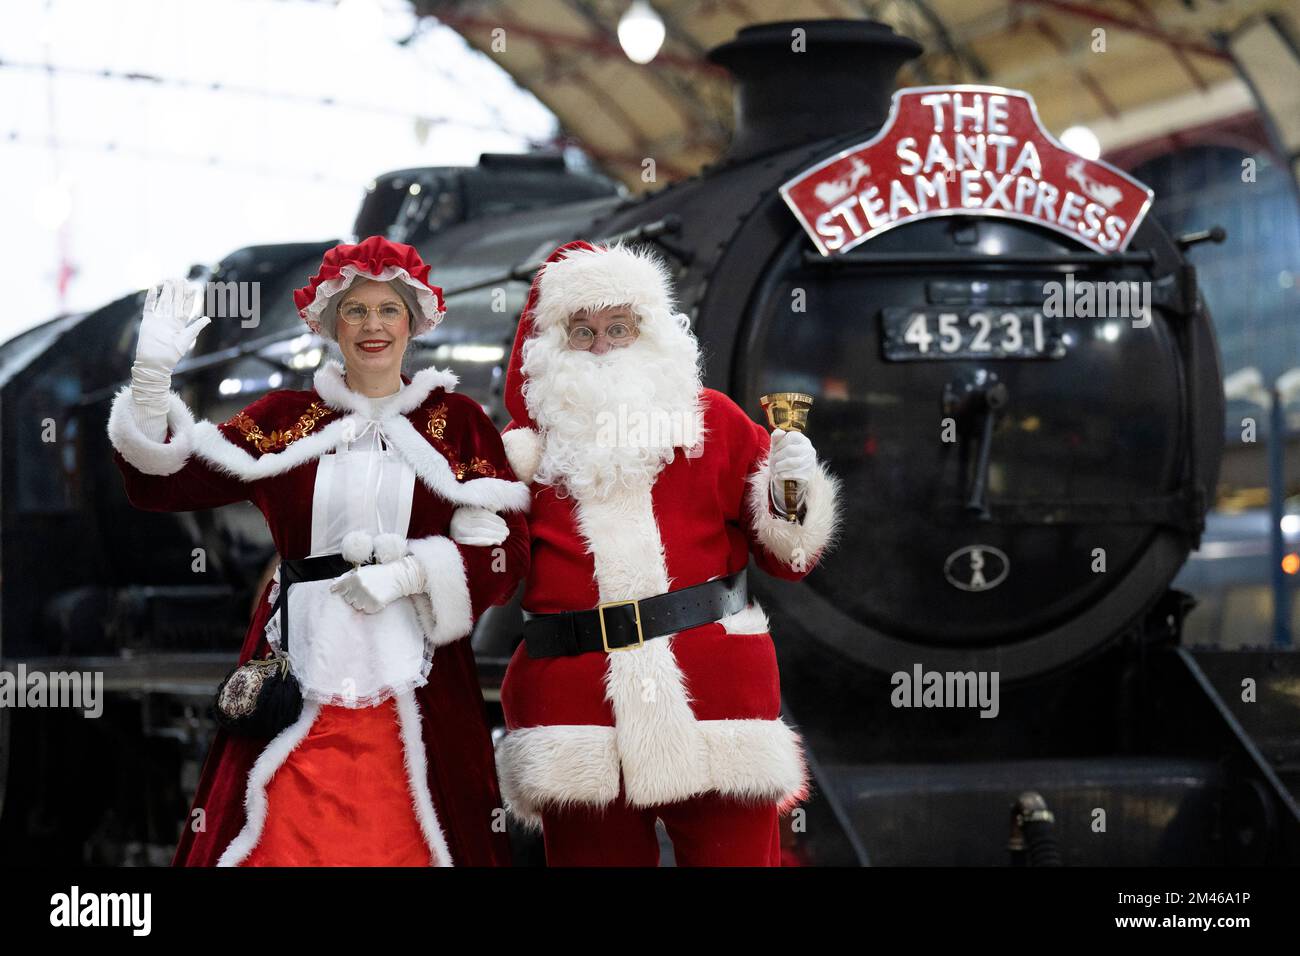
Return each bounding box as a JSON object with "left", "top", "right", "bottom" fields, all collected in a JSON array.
[
  {"left": 450, "top": 507, "right": 509, "bottom": 546},
  {"left": 129, "top": 278, "right": 212, "bottom": 440},
  {"left": 135, "top": 278, "right": 211, "bottom": 375},
  {"left": 769, "top": 428, "right": 817, "bottom": 514},
  {"left": 329, "top": 556, "right": 427, "bottom": 614}
]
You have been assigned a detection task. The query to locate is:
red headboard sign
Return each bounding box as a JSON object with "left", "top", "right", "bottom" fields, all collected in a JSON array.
[{"left": 779, "top": 85, "right": 1154, "bottom": 256}]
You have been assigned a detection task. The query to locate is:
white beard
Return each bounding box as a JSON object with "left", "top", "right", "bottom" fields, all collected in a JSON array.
[{"left": 521, "top": 312, "right": 705, "bottom": 501}]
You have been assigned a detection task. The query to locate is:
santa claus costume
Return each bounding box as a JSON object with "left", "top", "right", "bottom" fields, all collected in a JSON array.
[
  {"left": 496, "top": 240, "right": 842, "bottom": 866},
  {"left": 107, "top": 237, "right": 529, "bottom": 866}
]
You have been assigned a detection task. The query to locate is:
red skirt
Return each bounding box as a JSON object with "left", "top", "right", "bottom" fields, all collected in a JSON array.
[{"left": 240, "top": 698, "right": 434, "bottom": 866}]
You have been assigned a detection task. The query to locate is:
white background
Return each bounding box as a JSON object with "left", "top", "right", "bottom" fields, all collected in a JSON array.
[{"left": 0, "top": 0, "right": 557, "bottom": 343}]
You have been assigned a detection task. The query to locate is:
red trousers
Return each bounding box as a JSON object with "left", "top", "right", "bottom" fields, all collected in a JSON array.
[{"left": 540, "top": 788, "right": 781, "bottom": 866}]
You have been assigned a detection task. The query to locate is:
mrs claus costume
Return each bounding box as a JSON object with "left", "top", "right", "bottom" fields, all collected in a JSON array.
[{"left": 107, "top": 237, "right": 529, "bottom": 866}]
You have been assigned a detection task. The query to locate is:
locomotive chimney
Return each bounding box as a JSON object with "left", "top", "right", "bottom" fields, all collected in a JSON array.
[{"left": 707, "top": 19, "right": 923, "bottom": 163}]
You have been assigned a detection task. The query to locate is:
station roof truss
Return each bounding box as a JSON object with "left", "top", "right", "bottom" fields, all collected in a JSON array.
[{"left": 414, "top": 0, "right": 1298, "bottom": 188}]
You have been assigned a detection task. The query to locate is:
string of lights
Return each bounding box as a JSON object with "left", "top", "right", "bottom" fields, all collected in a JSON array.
[
  {"left": 4, "top": 128, "right": 361, "bottom": 186},
  {"left": 0, "top": 57, "right": 538, "bottom": 140},
  {"left": 2, "top": 52, "right": 551, "bottom": 189},
  {"left": 5, "top": 0, "right": 552, "bottom": 319}
]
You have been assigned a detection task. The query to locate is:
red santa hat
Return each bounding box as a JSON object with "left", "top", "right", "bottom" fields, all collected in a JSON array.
[
  {"left": 293, "top": 235, "right": 447, "bottom": 339},
  {"left": 501, "top": 239, "right": 678, "bottom": 482}
]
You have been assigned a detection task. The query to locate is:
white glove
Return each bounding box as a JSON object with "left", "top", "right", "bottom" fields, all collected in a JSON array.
[
  {"left": 329, "top": 556, "right": 427, "bottom": 614},
  {"left": 129, "top": 278, "right": 211, "bottom": 441},
  {"left": 769, "top": 428, "right": 817, "bottom": 514},
  {"left": 450, "top": 507, "right": 509, "bottom": 546},
  {"left": 135, "top": 278, "right": 211, "bottom": 373}
]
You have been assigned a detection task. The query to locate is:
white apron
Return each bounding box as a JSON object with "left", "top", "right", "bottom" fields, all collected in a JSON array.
[{"left": 261, "top": 414, "right": 430, "bottom": 708}]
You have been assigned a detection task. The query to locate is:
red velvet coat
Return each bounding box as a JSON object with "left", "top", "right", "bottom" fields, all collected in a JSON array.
[
  {"left": 107, "top": 359, "right": 530, "bottom": 866},
  {"left": 495, "top": 388, "right": 841, "bottom": 825}
]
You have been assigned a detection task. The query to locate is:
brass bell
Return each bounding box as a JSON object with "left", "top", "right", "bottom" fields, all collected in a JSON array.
[{"left": 759, "top": 392, "right": 814, "bottom": 521}]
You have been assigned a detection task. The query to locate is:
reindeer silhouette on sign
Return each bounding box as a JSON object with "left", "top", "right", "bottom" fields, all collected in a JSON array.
[
  {"left": 1066, "top": 159, "right": 1122, "bottom": 209},
  {"left": 814, "top": 156, "right": 872, "bottom": 206}
]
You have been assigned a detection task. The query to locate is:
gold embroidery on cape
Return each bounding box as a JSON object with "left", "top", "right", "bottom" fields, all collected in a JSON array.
[
  {"left": 422, "top": 402, "right": 493, "bottom": 480},
  {"left": 452, "top": 456, "right": 497, "bottom": 480},
  {"left": 229, "top": 400, "right": 331, "bottom": 453},
  {"left": 425, "top": 403, "right": 449, "bottom": 440}
]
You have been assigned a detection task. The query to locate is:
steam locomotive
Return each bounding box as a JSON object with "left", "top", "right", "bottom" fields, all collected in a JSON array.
[{"left": 2, "top": 19, "right": 1297, "bottom": 865}]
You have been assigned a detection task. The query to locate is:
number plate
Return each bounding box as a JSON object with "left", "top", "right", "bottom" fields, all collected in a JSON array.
[{"left": 881, "top": 307, "right": 1065, "bottom": 361}]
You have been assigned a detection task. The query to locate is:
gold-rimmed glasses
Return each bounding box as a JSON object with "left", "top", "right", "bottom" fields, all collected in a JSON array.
[
  {"left": 567, "top": 321, "right": 638, "bottom": 350},
  {"left": 338, "top": 300, "right": 409, "bottom": 326}
]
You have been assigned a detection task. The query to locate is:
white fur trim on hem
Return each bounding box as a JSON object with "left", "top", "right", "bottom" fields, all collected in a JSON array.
[
  {"left": 107, "top": 385, "right": 196, "bottom": 476},
  {"left": 394, "top": 690, "right": 454, "bottom": 866},
  {"left": 746, "top": 458, "right": 842, "bottom": 573},
  {"left": 495, "top": 725, "right": 620, "bottom": 830},
  {"left": 501, "top": 427, "right": 542, "bottom": 484},
  {"left": 495, "top": 718, "right": 809, "bottom": 828},
  {"left": 216, "top": 701, "right": 322, "bottom": 866},
  {"left": 406, "top": 535, "right": 475, "bottom": 649},
  {"left": 701, "top": 718, "right": 808, "bottom": 809}
]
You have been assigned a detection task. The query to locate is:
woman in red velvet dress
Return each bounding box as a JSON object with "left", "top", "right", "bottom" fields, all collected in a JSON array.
[{"left": 107, "top": 237, "right": 529, "bottom": 866}]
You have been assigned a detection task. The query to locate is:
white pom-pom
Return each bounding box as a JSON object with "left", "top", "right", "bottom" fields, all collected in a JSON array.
[
  {"left": 372, "top": 532, "right": 408, "bottom": 564},
  {"left": 341, "top": 530, "right": 374, "bottom": 565}
]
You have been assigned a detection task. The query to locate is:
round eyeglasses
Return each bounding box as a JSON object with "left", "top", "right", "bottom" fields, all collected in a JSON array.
[
  {"left": 567, "top": 322, "right": 637, "bottom": 350},
  {"left": 339, "top": 301, "right": 409, "bottom": 326}
]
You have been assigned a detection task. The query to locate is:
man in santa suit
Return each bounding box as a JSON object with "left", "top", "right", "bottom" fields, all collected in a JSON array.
[{"left": 495, "top": 239, "right": 842, "bottom": 866}]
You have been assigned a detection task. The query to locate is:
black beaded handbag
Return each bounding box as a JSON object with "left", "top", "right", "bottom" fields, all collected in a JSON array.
[{"left": 212, "top": 555, "right": 352, "bottom": 737}]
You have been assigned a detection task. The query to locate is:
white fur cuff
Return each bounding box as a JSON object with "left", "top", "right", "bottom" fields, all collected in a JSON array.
[
  {"left": 407, "top": 535, "right": 475, "bottom": 648},
  {"left": 746, "top": 457, "right": 842, "bottom": 573},
  {"left": 501, "top": 427, "right": 542, "bottom": 484},
  {"left": 107, "top": 384, "right": 197, "bottom": 476}
]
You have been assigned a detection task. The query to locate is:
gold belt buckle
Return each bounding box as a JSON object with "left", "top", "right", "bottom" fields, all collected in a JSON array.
[{"left": 598, "top": 599, "right": 644, "bottom": 652}]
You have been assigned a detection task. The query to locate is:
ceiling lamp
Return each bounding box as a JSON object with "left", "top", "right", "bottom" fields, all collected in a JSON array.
[
  {"left": 618, "top": 1, "right": 665, "bottom": 65},
  {"left": 1059, "top": 125, "right": 1101, "bottom": 161}
]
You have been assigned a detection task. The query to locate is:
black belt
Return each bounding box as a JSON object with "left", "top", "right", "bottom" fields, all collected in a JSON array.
[
  {"left": 522, "top": 569, "right": 748, "bottom": 658},
  {"left": 273, "top": 554, "right": 360, "bottom": 652}
]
